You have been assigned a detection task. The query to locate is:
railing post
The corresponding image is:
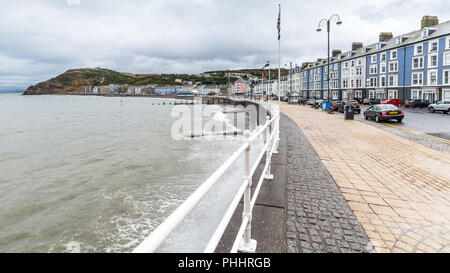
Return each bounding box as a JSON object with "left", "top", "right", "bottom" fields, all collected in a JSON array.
[
  {"left": 264, "top": 116, "right": 274, "bottom": 180},
  {"left": 238, "top": 130, "right": 257, "bottom": 253},
  {"left": 273, "top": 112, "right": 280, "bottom": 154}
]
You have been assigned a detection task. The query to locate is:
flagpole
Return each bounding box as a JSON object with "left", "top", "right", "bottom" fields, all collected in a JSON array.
[{"left": 278, "top": 4, "right": 281, "bottom": 104}]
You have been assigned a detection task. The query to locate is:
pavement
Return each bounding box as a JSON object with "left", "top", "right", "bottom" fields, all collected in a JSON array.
[
  {"left": 281, "top": 104, "right": 450, "bottom": 253},
  {"left": 216, "top": 110, "right": 373, "bottom": 253}
]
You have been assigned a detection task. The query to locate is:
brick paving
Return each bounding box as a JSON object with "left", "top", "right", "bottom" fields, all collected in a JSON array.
[
  {"left": 282, "top": 113, "right": 373, "bottom": 253},
  {"left": 281, "top": 104, "right": 450, "bottom": 253}
]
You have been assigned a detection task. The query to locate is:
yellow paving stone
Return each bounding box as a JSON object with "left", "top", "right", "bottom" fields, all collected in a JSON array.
[
  {"left": 380, "top": 232, "right": 397, "bottom": 242},
  {"left": 342, "top": 193, "right": 365, "bottom": 203},
  {"left": 370, "top": 204, "right": 399, "bottom": 217},
  {"left": 383, "top": 198, "right": 411, "bottom": 209},
  {"left": 363, "top": 195, "right": 388, "bottom": 206},
  {"left": 348, "top": 201, "right": 374, "bottom": 213},
  {"left": 374, "top": 247, "right": 391, "bottom": 253},
  {"left": 392, "top": 208, "right": 423, "bottom": 220}
]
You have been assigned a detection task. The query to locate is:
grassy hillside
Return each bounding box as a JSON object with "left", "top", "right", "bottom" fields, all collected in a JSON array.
[{"left": 23, "top": 67, "right": 289, "bottom": 95}]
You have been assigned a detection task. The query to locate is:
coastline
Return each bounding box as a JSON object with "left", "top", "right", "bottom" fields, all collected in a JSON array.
[{"left": 21, "top": 93, "right": 195, "bottom": 100}]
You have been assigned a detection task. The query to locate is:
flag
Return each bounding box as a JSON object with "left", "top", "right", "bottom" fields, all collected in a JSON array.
[
  {"left": 277, "top": 4, "right": 281, "bottom": 41},
  {"left": 263, "top": 74, "right": 267, "bottom": 80}
]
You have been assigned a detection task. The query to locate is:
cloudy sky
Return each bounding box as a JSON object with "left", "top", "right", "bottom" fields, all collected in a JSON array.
[{"left": 0, "top": 0, "right": 449, "bottom": 91}]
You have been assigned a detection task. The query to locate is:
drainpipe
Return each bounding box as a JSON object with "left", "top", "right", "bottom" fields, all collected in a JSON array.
[{"left": 402, "top": 47, "right": 406, "bottom": 104}]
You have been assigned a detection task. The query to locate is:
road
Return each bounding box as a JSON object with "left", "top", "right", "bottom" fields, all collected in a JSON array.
[{"left": 354, "top": 105, "right": 450, "bottom": 140}]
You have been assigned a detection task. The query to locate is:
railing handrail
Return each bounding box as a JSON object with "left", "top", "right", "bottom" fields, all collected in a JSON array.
[{"left": 133, "top": 101, "right": 280, "bottom": 253}]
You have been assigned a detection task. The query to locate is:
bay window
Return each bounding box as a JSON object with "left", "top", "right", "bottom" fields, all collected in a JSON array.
[
  {"left": 428, "top": 54, "right": 438, "bottom": 68},
  {"left": 428, "top": 70, "right": 437, "bottom": 85},
  {"left": 412, "top": 72, "right": 423, "bottom": 86},
  {"left": 412, "top": 56, "right": 424, "bottom": 69}
]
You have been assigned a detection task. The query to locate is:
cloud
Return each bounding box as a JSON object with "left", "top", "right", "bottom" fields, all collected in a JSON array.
[
  {"left": 66, "top": 0, "right": 81, "bottom": 6},
  {"left": 0, "top": 0, "right": 449, "bottom": 91}
]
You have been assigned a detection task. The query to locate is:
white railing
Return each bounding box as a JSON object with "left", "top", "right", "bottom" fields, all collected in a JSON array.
[{"left": 133, "top": 102, "right": 280, "bottom": 253}]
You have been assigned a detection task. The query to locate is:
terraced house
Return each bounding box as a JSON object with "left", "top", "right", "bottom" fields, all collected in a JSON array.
[{"left": 292, "top": 16, "right": 450, "bottom": 103}]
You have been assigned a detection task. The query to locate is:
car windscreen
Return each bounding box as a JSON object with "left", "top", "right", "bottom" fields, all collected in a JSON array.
[{"left": 379, "top": 105, "right": 398, "bottom": 111}]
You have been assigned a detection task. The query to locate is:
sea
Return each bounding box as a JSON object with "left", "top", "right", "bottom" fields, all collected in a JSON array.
[{"left": 0, "top": 93, "right": 248, "bottom": 253}]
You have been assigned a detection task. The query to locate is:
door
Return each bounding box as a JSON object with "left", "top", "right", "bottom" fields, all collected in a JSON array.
[
  {"left": 376, "top": 92, "right": 385, "bottom": 100},
  {"left": 388, "top": 90, "right": 398, "bottom": 99},
  {"left": 423, "top": 91, "right": 436, "bottom": 103}
]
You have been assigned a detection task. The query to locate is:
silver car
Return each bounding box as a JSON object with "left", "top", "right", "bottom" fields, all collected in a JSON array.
[{"left": 428, "top": 101, "right": 450, "bottom": 113}]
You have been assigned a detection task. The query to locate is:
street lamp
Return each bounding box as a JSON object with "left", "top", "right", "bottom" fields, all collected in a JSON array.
[{"left": 317, "top": 14, "right": 342, "bottom": 105}]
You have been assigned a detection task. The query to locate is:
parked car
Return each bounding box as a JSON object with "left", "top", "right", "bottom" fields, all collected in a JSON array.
[
  {"left": 364, "top": 104, "right": 404, "bottom": 123},
  {"left": 428, "top": 101, "right": 450, "bottom": 113},
  {"left": 363, "top": 98, "right": 371, "bottom": 105},
  {"left": 288, "top": 96, "right": 299, "bottom": 104},
  {"left": 381, "top": 99, "right": 402, "bottom": 107},
  {"left": 410, "top": 99, "right": 430, "bottom": 108},
  {"left": 338, "top": 100, "right": 361, "bottom": 114},
  {"left": 299, "top": 97, "right": 307, "bottom": 105},
  {"left": 282, "top": 96, "right": 289, "bottom": 102},
  {"left": 354, "top": 98, "right": 363, "bottom": 104},
  {"left": 369, "top": 98, "right": 381, "bottom": 105},
  {"left": 330, "top": 101, "right": 342, "bottom": 111},
  {"left": 271, "top": 95, "right": 279, "bottom": 101},
  {"left": 306, "top": 99, "right": 315, "bottom": 105},
  {"left": 314, "top": 99, "right": 324, "bottom": 108}
]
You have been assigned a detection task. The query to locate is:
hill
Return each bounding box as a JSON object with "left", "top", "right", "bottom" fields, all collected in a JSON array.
[{"left": 23, "top": 67, "right": 289, "bottom": 95}]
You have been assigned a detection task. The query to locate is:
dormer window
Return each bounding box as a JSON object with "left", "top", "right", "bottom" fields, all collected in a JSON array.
[{"left": 422, "top": 28, "right": 437, "bottom": 38}]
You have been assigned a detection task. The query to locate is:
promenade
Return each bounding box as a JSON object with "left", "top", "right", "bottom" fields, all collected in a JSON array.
[{"left": 281, "top": 104, "right": 450, "bottom": 253}]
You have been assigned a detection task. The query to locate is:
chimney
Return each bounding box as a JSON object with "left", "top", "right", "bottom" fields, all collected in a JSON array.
[
  {"left": 379, "top": 32, "right": 393, "bottom": 42},
  {"left": 317, "top": 58, "right": 322, "bottom": 63},
  {"left": 352, "top": 42, "right": 363, "bottom": 51},
  {"left": 332, "top": 49, "right": 342, "bottom": 57},
  {"left": 421, "top": 16, "right": 439, "bottom": 29}
]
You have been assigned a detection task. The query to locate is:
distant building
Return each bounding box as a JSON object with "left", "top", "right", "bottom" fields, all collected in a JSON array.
[{"left": 233, "top": 78, "right": 247, "bottom": 96}]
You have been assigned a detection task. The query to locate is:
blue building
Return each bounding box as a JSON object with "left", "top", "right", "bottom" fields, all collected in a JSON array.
[{"left": 297, "top": 15, "right": 450, "bottom": 103}]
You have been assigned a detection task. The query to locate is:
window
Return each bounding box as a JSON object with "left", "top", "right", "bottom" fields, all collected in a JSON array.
[
  {"left": 381, "top": 63, "right": 386, "bottom": 73},
  {"left": 343, "top": 80, "right": 348, "bottom": 88},
  {"left": 447, "top": 36, "right": 450, "bottom": 49},
  {"left": 381, "top": 53, "right": 386, "bottom": 62},
  {"left": 351, "top": 60, "right": 355, "bottom": 67},
  {"left": 429, "top": 54, "right": 438, "bottom": 68},
  {"left": 369, "top": 77, "right": 377, "bottom": 87},
  {"left": 371, "top": 55, "right": 377, "bottom": 63},
  {"left": 428, "top": 70, "right": 437, "bottom": 85},
  {"left": 444, "top": 70, "right": 450, "bottom": 85},
  {"left": 391, "top": 50, "right": 397, "bottom": 60},
  {"left": 429, "top": 40, "right": 438, "bottom": 52},
  {"left": 411, "top": 89, "right": 422, "bottom": 99},
  {"left": 412, "top": 72, "right": 423, "bottom": 86},
  {"left": 370, "top": 64, "right": 377, "bottom": 75},
  {"left": 415, "top": 44, "right": 423, "bottom": 55},
  {"left": 344, "top": 62, "right": 349, "bottom": 68},
  {"left": 444, "top": 51, "right": 450, "bottom": 66},
  {"left": 356, "top": 79, "right": 362, "bottom": 88},
  {"left": 357, "top": 59, "right": 362, "bottom": 66},
  {"left": 369, "top": 90, "right": 375, "bottom": 99},
  {"left": 388, "top": 75, "right": 397, "bottom": 87},
  {"left": 380, "top": 76, "right": 386, "bottom": 87},
  {"left": 389, "top": 61, "right": 398, "bottom": 72},
  {"left": 412, "top": 57, "right": 424, "bottom": 69},
  {"left": 356, "top": 67, "right": 362, "bottom": 76}
]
